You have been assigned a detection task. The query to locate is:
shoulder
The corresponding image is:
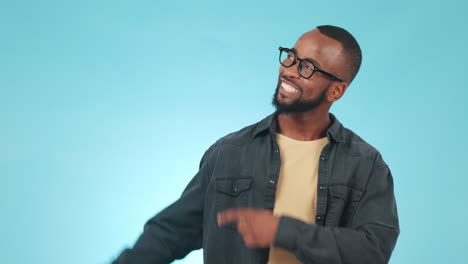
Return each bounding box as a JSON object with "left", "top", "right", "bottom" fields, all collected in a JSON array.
[
  {"left": 210, "top": 121, "right": 259, "bottom": 150},
  {"left": 210, "top": 111, "right": 273, "bottom": 148},
  {"left": 200, "top": 118, "right": 264, "bottom": 162},
  {"left": 339, "top": 126, "right": 388, "bottom": 169}
]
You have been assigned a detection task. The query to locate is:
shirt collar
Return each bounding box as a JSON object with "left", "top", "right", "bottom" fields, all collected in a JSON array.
[{"left": 252, "top": 110, "right": 344, "bottom": 143}]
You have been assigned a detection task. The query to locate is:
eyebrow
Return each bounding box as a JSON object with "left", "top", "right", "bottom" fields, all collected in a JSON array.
[{"left": 291, "top": 47, "right": 322, "bottom": 67}]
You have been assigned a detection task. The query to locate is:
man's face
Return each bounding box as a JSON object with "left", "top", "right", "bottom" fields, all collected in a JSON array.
[{"left": 272, "top": 29, "right": 345, "bottom": 114}]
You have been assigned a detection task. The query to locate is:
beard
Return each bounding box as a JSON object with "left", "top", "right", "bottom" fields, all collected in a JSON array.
[{"left": 271, "top": 82, "right": 329, "bottom": 114}]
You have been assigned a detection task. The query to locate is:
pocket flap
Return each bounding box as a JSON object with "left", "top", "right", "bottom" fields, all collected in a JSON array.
[
  {"left": 329, "top": 185, "right": 363, "bottom": 202},
  {"left": 215, "top": 178, "right": 252, "bottom": 197}
]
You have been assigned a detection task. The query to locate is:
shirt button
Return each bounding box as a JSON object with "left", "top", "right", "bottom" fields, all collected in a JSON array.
[
  {"left": 233, "top": 187, "right": 238, "bottom": 193},
  {"left": 319, "top": 185, "right": 327, "bottom": 190},
  {"left": 320, "top": 155, "right": 326, "bottom": 161},
  {"left": 316, "top": 216, "right": 322, "bottom": 220},
  {"left": 269, "top": 180, "right": 276, "bottom": 184}
]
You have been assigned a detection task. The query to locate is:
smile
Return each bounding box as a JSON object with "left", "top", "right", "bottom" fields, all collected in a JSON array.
[{"left": 281, "top": 81, "right": 300, "bottom": 94}]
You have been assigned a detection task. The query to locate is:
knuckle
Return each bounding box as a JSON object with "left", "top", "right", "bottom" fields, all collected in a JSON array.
[{"left": 244, "top": 239, "right": 255, "bottom": 248}]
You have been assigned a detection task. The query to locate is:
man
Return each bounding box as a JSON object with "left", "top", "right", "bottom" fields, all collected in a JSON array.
[{"left": 113, "top": 25, "right": 400, "bottom": 264}]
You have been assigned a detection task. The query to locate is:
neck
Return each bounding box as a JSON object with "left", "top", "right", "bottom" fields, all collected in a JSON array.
[{"left": 276, "top": 109, "right": 331, "bottom": 141}]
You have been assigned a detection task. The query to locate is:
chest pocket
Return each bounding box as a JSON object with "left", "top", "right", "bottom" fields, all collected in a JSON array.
[
  {"left": 215, "top": 178, "right": 252, "bottom": 196},
  {"left": 214, "top": 177, "right": 253, "bottom": 231},
  {"left": 325, "top": 185, "right": 363, "bottom": 227}
]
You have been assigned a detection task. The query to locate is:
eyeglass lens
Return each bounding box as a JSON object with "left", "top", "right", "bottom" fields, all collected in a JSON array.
[{"left": 279, "top": 49, "right": 315, "bottom": 79}]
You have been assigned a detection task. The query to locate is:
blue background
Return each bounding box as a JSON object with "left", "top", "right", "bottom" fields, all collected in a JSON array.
[{"left": 2, "top": 0, "right": 467, "bottom": 263}]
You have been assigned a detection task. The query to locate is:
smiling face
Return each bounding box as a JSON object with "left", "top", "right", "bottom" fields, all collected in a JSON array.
[{"left": 272, "top": 29, "right": 348, "bottom": 114}]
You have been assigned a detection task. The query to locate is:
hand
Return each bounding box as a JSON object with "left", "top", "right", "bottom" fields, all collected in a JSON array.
[{"left": 217, "top": 208, "right": 280, "bottom": 248}]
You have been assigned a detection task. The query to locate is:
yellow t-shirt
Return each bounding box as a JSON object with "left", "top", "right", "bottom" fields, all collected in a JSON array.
[{"left": 268, "top": 133, "right": 329, "bottom": 264}]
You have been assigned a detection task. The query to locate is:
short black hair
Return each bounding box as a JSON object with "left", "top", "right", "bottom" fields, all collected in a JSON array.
[{"left": 317, "top": 25, "right": 362, "bottom": 83}]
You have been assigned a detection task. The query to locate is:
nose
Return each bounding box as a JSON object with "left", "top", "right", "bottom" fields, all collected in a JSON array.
[{"left": 281, "top": 63, "right": 301, "bottom": 80}]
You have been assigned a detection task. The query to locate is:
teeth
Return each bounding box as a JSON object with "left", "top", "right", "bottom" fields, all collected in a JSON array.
[{"left": 282, "top": 82, "right": 299, "bottom": 93}]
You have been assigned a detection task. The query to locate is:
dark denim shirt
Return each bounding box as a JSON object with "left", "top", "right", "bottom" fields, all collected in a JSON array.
[{"left": 113, "top": 112, "right": 400, "bottom": 264}]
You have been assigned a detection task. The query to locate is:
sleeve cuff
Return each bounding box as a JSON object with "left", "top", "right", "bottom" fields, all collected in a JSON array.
[{"left": 273, "top": 216, "right": 309, "bottom": 251}]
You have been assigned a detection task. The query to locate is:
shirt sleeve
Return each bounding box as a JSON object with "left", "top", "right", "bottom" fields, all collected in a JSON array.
[
  {"left": 112, "top": 144, "right": 217, "bottom": 264},
  {"left": 273, "top": 153, "right": 400, "bottom": 264}
]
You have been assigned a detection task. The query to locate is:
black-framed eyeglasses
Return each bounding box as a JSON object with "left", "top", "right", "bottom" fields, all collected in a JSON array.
[{"left": 279, "top": 47, "right": 344, "bottom": 82}]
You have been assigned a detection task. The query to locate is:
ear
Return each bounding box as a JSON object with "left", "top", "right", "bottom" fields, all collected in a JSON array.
[{"left": 328, "top": 81, "right": 348, "bottom": 102}]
